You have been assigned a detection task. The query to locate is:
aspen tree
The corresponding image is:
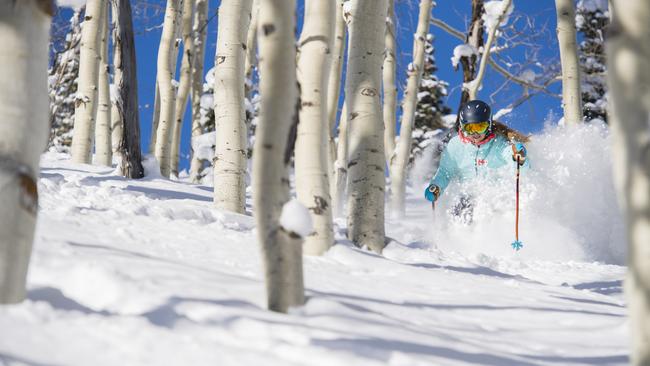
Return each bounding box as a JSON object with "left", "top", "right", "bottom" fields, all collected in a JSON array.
[
  {"left": 150, "top": 82, "right": 160, "bottom": 154},
  {"left": 112, "top": 0, "right": 144, "bottom": 178},
  {"left": 332, "top": 101, "right": 348, "bottom": 217},
  {"left": 326, "top": 0, "right": 346, "bottom": 194},
  {"left": 457, "top": 0, "right": 484, "bottom": 112},
  {"left": 213, "top": 0, "right": 252, "bottom": 213},
  {"left": 254, "top": 0, "right": 304, "bottom": 313},
  {"left": 189, "top": 0, "right": 208, "bottom": 182},
  {"left": 95, "top": 3, "right": 112, "bottom": 166},
  {"left": 154, "top": 0, "right": 182, "bottom": 177},
  {"left": 345, "top": 0, "right": 388, "bottom": 253},
  {"left": 71, "top": 0, "right": 106, "bottom": 164},
  {"left": 151, "top": 2, "right": 184, "bottom": 157},
  {"left": 467, "top": 0, "right": 512, "bottom": 100},
  {"left": 296, "top": 0, "right": 335, "bottom": 255},
  {"left": 243, "top": 0, "right": 259, "bottom": 160},
  {"left": 388, "top": 0, "right": 432, "bottom": 218},
  {"left": 607, "top": 0, "right": 650, "bottom": 363},
  {"left": 244, "top": 0, "right": 259, "bottom": 80},
  {"left": 0, "top": 0, "right": 52, "bottom": 303},
  {"left": 171, "top": 0, "right": 195, "bottom": 177},
  {"left": 555, "top": 0, "right": 583, "bottom": 125},
  {"left": 110, "top": 0, "right": 123, "bottom": 159},
  {"left": 383, "top": 0, "right": 397, "bottom": 163}
]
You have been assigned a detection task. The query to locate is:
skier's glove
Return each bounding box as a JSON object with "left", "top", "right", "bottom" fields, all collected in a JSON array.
[
  {"left": 512, "top": 143, "right": 527, "bottom": 165},
  {"left": 424, "top": 184, "right": 440, "bottom": 202}
]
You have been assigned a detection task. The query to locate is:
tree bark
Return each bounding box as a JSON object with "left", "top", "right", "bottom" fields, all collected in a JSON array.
[
  {"left": 95, "top": 3, "right": 112, "bottom": 166},
  {"left": 154, "top": 0, "right": 181, "bottom": 177},
  {"left": 109, "top": 0, "right": 124, "bottom": 159},
  {"left": 332, "top": 101, "right": 348, "bottom": 217},
  {"left": 607, "top": 1, "right": 650, "bottom": 364},
  {"left": 326, "top": 0, "right": 346, "bottom": 192},
  {"left": 255, "top": 0, "right": 304, "bottom": 313},
  {"left": 382, "top": 0, "right": 397, "bottom": 164},
  {"left": 244, "top": 0, "right": 259, "bottom": 80},
  {"left": 150, "top": 80, "right": 160, "bottom": 154},
  {"left": 457, "top": 0, "right": 484, "bottom": 115},
  {"left": 110, "top": 0, "right": 123, "bottom": 159},
  {"left": 555, "top": 0, "right": 583, "bottom": 125},
  {"left": 113, "top": 0, "right": 144, "bottom": 179},
  {"left": 345, "top": 0, "right": 388, "bottom": 254},
  {"left": 388, "top": 0, "right": 432, "bottom": 218},
  {"left": 171, "top": 0, "right": 195, "bottom": 177},
  {"left": 467, "top": 0, "right": 511, "bottom": 100},
  {"left": 71, "top": 0, "right": 106, "bottom": 164},
  {"left": 213, "top": 0, "right": 252, "bottom": 213},
  {"left": 0, "top": 0, "right": 51, "bottom": 303},
  {"left": 295, "top": 0, "right": 335, "bottom": 255},
  {"left": 189, "top": 0, "right": 208, "bottom": 183},
  {"left": 151, "top": 2, "right": 184, "bottom": 157}
]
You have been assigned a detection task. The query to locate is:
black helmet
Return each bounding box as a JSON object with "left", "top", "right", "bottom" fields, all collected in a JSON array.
[{"left": 460, "top": 100, "right": 492, "bottom": 124}]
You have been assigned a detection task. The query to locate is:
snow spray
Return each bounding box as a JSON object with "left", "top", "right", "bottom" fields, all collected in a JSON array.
[{"left": 413, "top": 121, "right": 625, "bottom": 264}]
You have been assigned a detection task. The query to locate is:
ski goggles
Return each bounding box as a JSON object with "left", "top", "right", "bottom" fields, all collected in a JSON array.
[{"left": 461, "top": 121, "right": 490, "bottom": 135}]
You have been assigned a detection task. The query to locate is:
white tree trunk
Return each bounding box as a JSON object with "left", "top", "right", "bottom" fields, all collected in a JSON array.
[
  {"left": 332, "top": 101, "right": 348, "bottom": 217},
  {"left": 295, "top": 0, "right": 335, "bottom": 255},
  {"left": 467, "top": 0, "right": 511, "bottom": 100},
  {"left": 189, "top": 0, "right": 208, "bottom": 183},
  {"left": 555, "top": 0, "right": 583, "bottom": 125},
  {"left": 0, "top": 0, "right": 51, "bottom": 303},
  {"left": 171, "top": 0, "right": 195, "bottom": 177},
  {"left": 154, "top": 0, "right": 181, "bottom": 177},
  {"left": 345, "top": 0, "right": 388, "bottom": 253},
  {"left": 326, "top": 0, "right": 346, "bottom": 192},
  {"left": 110, "top": 0, "right": 123, "bottom": 161},
  {"left": 150, "top": 81, "right": 160, "bottom": 154},
  {"left": 71, "top": 0, "right": 106, "bottom": 164},
  {"left": 95, "top": 3, "right": 112, "bottom": 166},
  {"left": 254, "top": 0, "right": 304, "bottom": 313},
  {"left": 607, "top": 1, "right": 650, "bottom": 364},
  {"left": 213, "top": 0, "right": 252, "bottom": 213},
  {"left": 110, "top": 101, "right": 123, "bottom": 156},
  {"left": 244, "top": 0, "right": 259, "bottom": 79},
  {"left": 382, "top": 0, "right": 397, "bottom": 163},
  {"left": 388, "top": 0, "right": 432, "bottom": 218}
]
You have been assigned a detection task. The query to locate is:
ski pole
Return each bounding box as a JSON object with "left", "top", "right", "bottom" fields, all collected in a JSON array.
[{"left": 511, "top": 157, "right": 523, "bottom": 251}]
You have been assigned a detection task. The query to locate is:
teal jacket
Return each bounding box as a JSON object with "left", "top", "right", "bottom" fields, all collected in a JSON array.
[{"left": 429, "top": 132, "right": 528, "bottom": 197}]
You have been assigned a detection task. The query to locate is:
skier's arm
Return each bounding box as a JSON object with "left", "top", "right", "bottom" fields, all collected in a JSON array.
[{"left": 428, "top": 146, "right": 457, "bottom": 198}]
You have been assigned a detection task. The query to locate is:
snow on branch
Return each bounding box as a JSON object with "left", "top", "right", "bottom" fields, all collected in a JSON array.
[
  {"left": 483, "top": 0, "right": 514, "bottom": 31},
  {"left": 451, "top": 44, "right": 477, "bottom": 69}
]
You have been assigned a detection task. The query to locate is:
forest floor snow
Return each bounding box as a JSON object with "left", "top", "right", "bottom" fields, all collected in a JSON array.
[{"left": 0, "top": 152, "right": 628, "bottom": 366}]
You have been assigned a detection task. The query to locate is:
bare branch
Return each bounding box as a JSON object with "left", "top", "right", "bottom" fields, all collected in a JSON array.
[
  {"left": 430, "top": 15, "right": 561, "bottom": 96},
  {"left": 430, "top": 17, "right": 465, "bottom": 40}
]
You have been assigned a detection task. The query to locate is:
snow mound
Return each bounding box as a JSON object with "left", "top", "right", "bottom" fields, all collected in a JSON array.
[
  {"left": 280, "top": 199, "right": 313, "bottom": 237},
  {"left": 0, "top": 151, "right": 627, "bottom": 365}
]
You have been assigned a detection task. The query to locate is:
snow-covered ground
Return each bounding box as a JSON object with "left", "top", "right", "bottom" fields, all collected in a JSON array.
[{"left": 0, "top": 124, "right": 629, "bottom": 365}]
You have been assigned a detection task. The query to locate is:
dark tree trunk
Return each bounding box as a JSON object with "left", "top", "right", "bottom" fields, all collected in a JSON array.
[
  {"left": 456, "top": 0, "right": 485, "bottom": 124},
  {"left": 113, "top": 0, "right": 144, "bottom": 178}
]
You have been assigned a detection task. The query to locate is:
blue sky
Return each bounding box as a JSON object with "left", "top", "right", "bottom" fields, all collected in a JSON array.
[{"left": 57, "top": 0, "right": 564, "bottom": 170}]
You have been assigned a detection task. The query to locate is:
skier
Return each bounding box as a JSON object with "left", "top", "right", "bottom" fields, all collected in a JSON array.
[{"left": 424, "top": 100, "right": 528, "bottom": 219}]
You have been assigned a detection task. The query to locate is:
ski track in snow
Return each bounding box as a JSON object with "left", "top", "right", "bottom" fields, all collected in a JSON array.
[{"left": 0, "top": 152, "right": 628, "bottom": 366}]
